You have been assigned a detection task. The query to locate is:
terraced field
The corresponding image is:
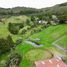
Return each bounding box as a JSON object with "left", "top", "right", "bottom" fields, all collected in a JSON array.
[
  {"left": 56, "top": 35, "right": 67, "bottom": 50},
  {"left": 30, "top": 24, "right": 67, "bottom": 47}
]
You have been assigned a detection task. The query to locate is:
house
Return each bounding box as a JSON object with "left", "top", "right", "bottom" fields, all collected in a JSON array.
[
  {"left": 35, "top": 57, "right": 67, "bottom": 67},
  {"left": 38, "top": 20, "right": 48, "bottom": 25}
]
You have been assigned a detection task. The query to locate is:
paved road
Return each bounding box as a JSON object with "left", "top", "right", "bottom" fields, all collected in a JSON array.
[{"left": 53, "top": 43, "right": 67, "bottom": 53}]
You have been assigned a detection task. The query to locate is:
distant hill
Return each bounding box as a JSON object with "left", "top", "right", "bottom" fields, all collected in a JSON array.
[
  {"left": 0, "top": 7, "right": 40, "bottom": 16},
  {"left": 0, "top": 2, "right": 67, "bottom": 16},
  {"left": 41, "top": 2, "right": 67, "bottom": 16}
]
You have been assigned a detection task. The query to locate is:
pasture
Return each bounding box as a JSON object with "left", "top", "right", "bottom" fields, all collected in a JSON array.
[{"left": 56, "top": 35, "right": 67, "bottom": 50}]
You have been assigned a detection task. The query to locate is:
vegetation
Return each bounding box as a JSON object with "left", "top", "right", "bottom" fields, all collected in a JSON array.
[
  {"left": 25, "top": 49, "right": 53, "bottom": 61},
  {"left": 6, "top": 53, "right": 22, "bottom": 67},
  {"left": 8, "top": 23, "right": 24, "bottom": 34},
  {"left": 30, "top": 24, "right": 67, "bottom": 47},
  {"left": 56, "top": 35, "right": 67, "bottom": 49},
  {"left": 0, "top": 2, "right": 67, "bottom": 67},
  {"left": 0, "top": 35, "right": 14, "bottom": 54}
]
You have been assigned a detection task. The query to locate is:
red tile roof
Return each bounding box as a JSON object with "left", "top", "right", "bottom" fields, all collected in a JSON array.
[{"left": 35, "top": 58, "right": 67, "bottom": 67}]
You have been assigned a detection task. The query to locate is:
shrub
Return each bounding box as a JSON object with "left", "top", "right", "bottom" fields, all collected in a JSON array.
[
  {"left": 8, "top": 23, "right": 24, "bottom": 34},
  {"left": 6, "top": 53, "right": 22, "bottom": 67},
  {"left": 16, "top": 38, "right": 22, "bottom": 45}
]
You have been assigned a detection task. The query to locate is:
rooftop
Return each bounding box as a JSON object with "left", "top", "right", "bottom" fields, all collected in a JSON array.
[{"left": 35, "top": 58, "right": 67, "bottom": 67}]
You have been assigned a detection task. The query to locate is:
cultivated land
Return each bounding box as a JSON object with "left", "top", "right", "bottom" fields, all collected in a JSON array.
[
  {"left": 30, "top": 24, "right": 67, "bottom": 47},
  {"left": 56, "top": 35, "right": 67, "bottom": 50},
  {"left": 0, "top": 16, "right": 67, "bottom": 67}
]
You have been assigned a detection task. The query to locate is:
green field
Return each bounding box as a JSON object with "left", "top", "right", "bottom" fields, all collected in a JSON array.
[
  {"left": 0, "top": 23, "right": 9, "bottom": 38},
  {"left": 17, "top": 24, "right": 67, "bottom": 67},
  {"left": 30, "top": 24, "right": 67, "bottom": 47},
  {"left": 6, "top": 15, "right": 29, "bottom": 23},
  {"left": 0, "top": 16, "right": 67, "bottom": 67},
  {"left": 25, "top": 49, "right": 52, "bottom": 61},
  {"left": 56, "top": 35, "right": 67, "bottom": 49}
]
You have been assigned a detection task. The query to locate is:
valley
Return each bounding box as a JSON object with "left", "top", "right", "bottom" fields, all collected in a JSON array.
[{"left": 0, "top": 2, "right": 67, "bottom": 67}]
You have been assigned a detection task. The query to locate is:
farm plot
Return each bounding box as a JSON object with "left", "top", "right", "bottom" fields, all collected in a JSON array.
[{"left": 54, "top": 35, "right": 67, "bottom": 50}]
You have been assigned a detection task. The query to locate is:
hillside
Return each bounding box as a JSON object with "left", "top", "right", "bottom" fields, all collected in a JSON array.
[
  {"left": 0, "top": 2, "right": 67, "bottom": 16},
  {"left": 41, "top": 2, "right": 67, "bottom": 15},
  {"left": 0, "top": 7, "right": 40, "bottom": 16}
]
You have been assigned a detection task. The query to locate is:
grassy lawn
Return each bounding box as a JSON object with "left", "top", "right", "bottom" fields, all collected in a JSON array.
[
  {"left": 14, "top": 42, "right": 53, "bottom": 67},
  {"left": 6, "top": 15, "right": 29, "bottom": 23},
  {"left": 0, "top": 23, "right": 10, "bottom": 38},
  {"left": 30, "top": 24, "right": 67, "bottom": 47},
  {"left": 56, "top": 35, "right": 67, "bottom": 49},
  {"left": 15, "top": 42, "right": 35, "bottom": 67},
  {"left": 25, "top": 49, "right": 52, "bottom": 62}
]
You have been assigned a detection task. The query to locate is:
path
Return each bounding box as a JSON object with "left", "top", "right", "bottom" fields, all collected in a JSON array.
[{"left": 52, "top": 35, "right": 67, "bottom": 53}]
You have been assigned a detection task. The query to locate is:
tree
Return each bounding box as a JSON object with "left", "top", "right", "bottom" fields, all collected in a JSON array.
[
  {"left": 31, "top": 16, "right": 35, "bottom": 21},
  {"left": 26, "top": 19, "right": 31, "bottom": 26},
  {"left": 8, "top": 23, "right": 20, "bottom": 34},
  {"left": 0, "top": 35, "right": 14, "bottom": 54},
  {"left": 59, "top": 20, "right": 65, "bottom": 24},
  {"left": 7, "top": 35, "right": 14, "bottom": 48}
]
